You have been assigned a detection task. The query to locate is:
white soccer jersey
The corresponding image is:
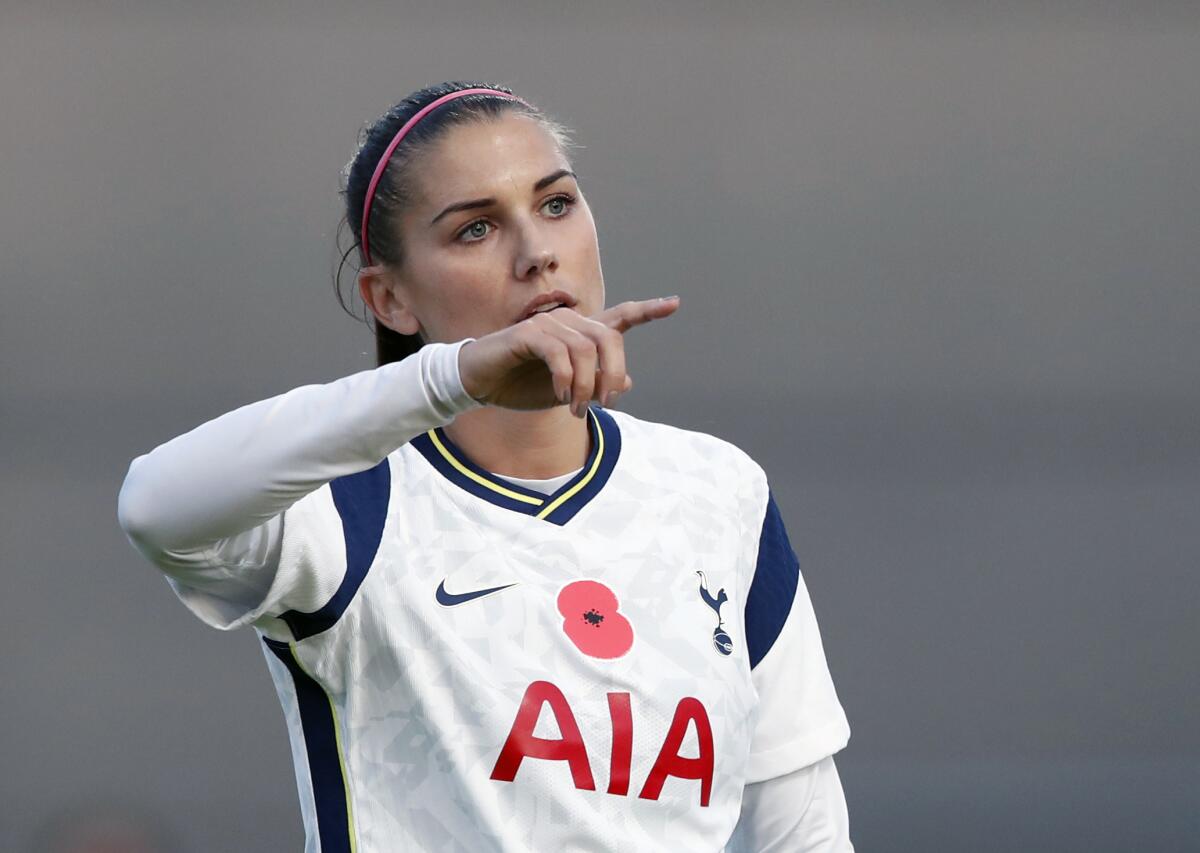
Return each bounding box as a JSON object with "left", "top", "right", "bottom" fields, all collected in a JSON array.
[{"left": 119, "top": 343, "right": 851, "bottom": 852}]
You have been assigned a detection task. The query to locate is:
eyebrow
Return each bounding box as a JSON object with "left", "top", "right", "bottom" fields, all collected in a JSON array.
[{"left": 429, "top": 169, "right": 577, "bottom": 226}]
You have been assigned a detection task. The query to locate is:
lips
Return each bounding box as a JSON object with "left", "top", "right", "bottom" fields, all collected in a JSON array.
[
  {"left": 557, "top": 580, "right": 634, "bottom": 659},
  {"left": 518, "top": 289, "right": 579, "bottom": 323}
]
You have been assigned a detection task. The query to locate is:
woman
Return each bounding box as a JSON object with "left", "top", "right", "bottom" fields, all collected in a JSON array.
[{"left": 117, "top": 81, "right": 853, "bottom": 852}]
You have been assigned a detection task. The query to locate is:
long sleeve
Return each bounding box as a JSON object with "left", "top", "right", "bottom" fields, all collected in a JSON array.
[
  {"left": 116, "top": 340, "right": 479, "bottom": 624},
  {"left": 727, "top": 755, "right": 853, "bottom": 853}
]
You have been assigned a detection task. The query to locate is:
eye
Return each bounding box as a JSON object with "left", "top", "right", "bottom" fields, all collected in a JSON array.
[
  {"left": 542, "top": 193, "right": 576, "bottom": 218},
  {"left": 456, "top": 219, "right": 492, "bottom": 243}
]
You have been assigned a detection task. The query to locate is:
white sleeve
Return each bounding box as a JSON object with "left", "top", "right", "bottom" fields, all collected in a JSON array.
[
  {"left": 116, "top": 341, "right": 479, "bottom": 630},
  {"left": 728, "top": 756, "right": 853, "bottom": 853},
  {"left": 743, "top": 492, "right": 851, "bottom": 783}
]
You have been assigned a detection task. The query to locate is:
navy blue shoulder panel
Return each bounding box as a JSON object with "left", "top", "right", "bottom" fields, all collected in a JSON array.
[
  {"left": 745, "top": 492, "right": 800, "bottom": 670},
  {"left": 280, "top": 458, "right": 391, "bottom": 641}
]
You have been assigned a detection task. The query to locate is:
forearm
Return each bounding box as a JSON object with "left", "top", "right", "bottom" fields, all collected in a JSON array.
[{"left": 117, "top": 341, "right": 478, "bottom": 557}]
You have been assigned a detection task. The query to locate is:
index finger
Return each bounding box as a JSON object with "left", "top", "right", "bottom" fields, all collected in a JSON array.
[{"left": 593, "top": 296, "right": 681, "bottom": 333}]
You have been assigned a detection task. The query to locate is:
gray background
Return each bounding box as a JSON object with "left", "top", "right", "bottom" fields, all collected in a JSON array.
[{"left": 2, "top": 2, "right": 1197, "bottom": 851}]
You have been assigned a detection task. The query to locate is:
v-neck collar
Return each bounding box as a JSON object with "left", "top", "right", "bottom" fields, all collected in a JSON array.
[{"left": 410, "top": 406, "right": 622, "bottom": 526}]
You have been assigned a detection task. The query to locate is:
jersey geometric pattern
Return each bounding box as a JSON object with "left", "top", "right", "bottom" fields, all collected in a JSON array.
[
  {"left": 171, "top": 407, "right": 849, "bottom": 852},
  {"left": 280, "top": 459, "right": 391, "bottom": 641}
]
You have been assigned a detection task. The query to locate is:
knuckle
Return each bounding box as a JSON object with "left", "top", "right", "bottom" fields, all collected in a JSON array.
[
  {"left": 516, "top": 319, "right": 541, "bottom": 341},
  {"left": 567, "top": 334, "right": 593, "bottom": 357},
  {"left": 519, "top": 321, "right": 541, "bottom": 341}
]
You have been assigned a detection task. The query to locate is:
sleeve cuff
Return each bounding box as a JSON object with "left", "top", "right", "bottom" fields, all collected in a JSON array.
[
  {"left": 421, "top": 339, "right": 484, "bottom": 419},
  {"left": 745, "top": 714, "right": 851, "bottom": 784}
]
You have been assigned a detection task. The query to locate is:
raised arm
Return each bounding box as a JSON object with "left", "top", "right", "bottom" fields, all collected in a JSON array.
[
  {"left": 117, "top": 296, "right": 678, "bottom": 556},
  {"left": 116, "top": 297, "right": 677, "bottom": 619},
  {"left": 117, "top": 340, "right": 477, "bottom": 565}
]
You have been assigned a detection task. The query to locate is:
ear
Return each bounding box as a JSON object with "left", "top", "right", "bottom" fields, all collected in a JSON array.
[{"left": 358, "top": 265, "right": 421, "bottom": 335}]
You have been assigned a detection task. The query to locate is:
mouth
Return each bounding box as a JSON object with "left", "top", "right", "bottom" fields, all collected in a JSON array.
[{"left": 518, "top": 289, "right": 579, "bottom": 323}]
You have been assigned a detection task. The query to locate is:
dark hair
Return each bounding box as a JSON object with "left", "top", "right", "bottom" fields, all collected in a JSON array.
[{"left": 333, "top": 81, "right": 574, "bottom": 366}]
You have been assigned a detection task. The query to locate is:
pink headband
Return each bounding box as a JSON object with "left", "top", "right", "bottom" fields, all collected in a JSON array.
[{"left": 360, "top": 87, "right": 530, "bottom": 265}]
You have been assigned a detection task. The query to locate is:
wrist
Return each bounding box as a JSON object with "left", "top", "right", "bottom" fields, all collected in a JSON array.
[
  {"left": 423, "top": 339, "right": 482, "bottom": 418},
  {"left": 456, "top": 339, "right": 487, "bottom": 404}
]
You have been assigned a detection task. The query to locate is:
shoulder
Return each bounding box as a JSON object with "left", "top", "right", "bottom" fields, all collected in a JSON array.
[{"left": 606, "top": 408, "right": 769, "bottom": 506}]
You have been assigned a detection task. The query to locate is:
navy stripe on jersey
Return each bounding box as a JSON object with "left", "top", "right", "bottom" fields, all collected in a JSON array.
[
  {"left": 745, "top": 493, "right": 800, "bottom": 670},
  {"left": 412, "top": 426, "right": 549, "bottom": 513},
  {"left": 411, "top": 405, "right": 622, "bottom": 526},
  {"left": 280, "top": 458, "right": 391, "bottom": 641},
  {"left": 541, "top": 407, "right": 621, "bottom": 526},
  {"left": 263, "top": 638, "right": 353, "bottom": 853}
]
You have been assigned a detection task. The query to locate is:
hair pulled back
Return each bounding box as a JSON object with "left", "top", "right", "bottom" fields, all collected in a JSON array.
[{"left": 334, "top": 81, "right": 574, "bottom": 366}]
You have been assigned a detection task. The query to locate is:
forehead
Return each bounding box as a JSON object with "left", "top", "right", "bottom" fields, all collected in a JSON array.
[{"left": 412, "top": 113, "right": 570, "bottom": 204}]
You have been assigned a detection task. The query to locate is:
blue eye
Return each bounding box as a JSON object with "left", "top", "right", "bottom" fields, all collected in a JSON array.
[
  {"left": 543, "top": 194, "right": 575, "bottom": 217},
  {"left": 457, "top": 220, "right": 491, "bottom": 243}
]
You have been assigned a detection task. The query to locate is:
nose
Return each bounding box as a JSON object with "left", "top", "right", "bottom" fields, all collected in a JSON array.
[{"left": 513, "top": 223, "right": 559, "bottom": 281}]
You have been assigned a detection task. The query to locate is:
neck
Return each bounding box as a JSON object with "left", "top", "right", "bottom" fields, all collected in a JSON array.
[{"left": 442, "top": 406, "right": 591, "bottom": 479}]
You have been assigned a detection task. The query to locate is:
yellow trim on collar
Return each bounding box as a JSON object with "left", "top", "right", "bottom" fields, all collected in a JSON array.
[
  {"left": 536, "top": 409, "right": 605, "bottom": 519},
  {"left": 427, "top": 429, "right": 546, "bottom": 506}
]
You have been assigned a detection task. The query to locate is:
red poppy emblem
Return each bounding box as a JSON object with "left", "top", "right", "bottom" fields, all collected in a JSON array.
[{"left": 557, "top": 580, "right": 634, "bottom": 659}]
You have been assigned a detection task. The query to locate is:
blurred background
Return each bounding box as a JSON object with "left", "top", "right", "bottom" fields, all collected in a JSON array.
[{"left": 2, "top": 1, "right": 1197, "bottom": 850}]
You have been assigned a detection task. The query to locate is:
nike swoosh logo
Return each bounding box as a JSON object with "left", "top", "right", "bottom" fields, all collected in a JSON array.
[{"left": 435, "top": 579, "right": 518, "bottom": 607}]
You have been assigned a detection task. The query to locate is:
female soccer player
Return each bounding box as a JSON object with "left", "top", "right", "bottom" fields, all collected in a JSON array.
[{"left": 117, "top": 81, "right": 853, "bottom": 852}]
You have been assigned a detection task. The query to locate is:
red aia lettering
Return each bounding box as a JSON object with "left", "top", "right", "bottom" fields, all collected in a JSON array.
[
  {"left": 489, "top": 680, "right": 595, "bottom": 790},
  {"left": 638, "top": 697, "right": 714, "bottom": 807},
  {"left": 490, "top": 682, "right": 714, "bottom": 807},
  {"left": 607, "top": 691, "right": 633, "bottom": 796}
]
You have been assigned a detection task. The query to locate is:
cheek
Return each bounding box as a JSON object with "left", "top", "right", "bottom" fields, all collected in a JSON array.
[
  {"left": 432, "top": 259, "right": 491, "bottom": 295},
  {"left": 566, "top": 216, "right": 604, "bottom": 305},
  {"left": 414, "top": 256, "right": 509, "bottom": 333}
]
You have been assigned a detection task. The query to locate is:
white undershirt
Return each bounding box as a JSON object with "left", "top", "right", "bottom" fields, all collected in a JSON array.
[{"left": 497, "top": 468, "right": 583, "bottom": 495}]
